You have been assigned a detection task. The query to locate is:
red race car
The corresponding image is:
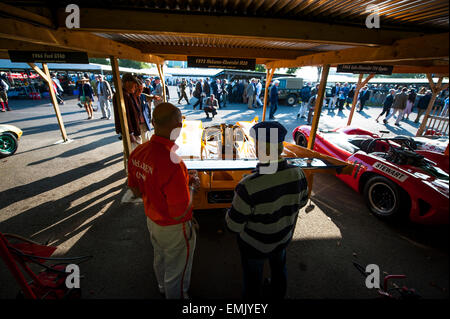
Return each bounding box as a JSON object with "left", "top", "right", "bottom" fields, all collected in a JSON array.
[{"left": 292, "top": 126, "right": 449, "bottom": 225}]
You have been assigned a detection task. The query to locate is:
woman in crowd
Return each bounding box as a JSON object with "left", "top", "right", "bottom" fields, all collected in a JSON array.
[
  {"left": 78, "top": 77, "right": 95, "bottom": 119},
  {"left": 403, "top": 88, "right": 417, "bottom": 120}
]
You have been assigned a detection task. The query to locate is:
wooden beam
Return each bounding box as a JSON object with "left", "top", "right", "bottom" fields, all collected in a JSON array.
[
  {"left": 0, "top": 2, "right": 54, "bottom": 28},
  {"left": 392, "top": 65, "right": 449, "bottom": 75},
  {"left": 347, "top": 74, "right": 375, "bottom": 126},
  {"left": 262, "top": 68, "right": 276, "bottom": 121},
  {"left": 57, "top": 8, "right": 426, "bottom": 47},
  {"left": 29, "top": 62, "right": 68, "bottom": 142},
  {"left": 267, "top": 33, "right": 449, "bottom": 68},
  {"left": 138, "top": 44, "right": 316, "bottom": 60},
  {"left": 416, "top": 75, "right": 445, "bottom": 136},
  {"left": 110, "top": 56, "right": 132, "bottom": 166},
  {"left": 308, "top": 64, "right": 330, "bottom": 150},
  {"left": 0, "top": 17, "right": 164, "bottom": 64}
]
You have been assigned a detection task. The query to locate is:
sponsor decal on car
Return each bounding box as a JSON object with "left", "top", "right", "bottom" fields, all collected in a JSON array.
[{"left": 373, "top": 162, "right": 408, "bottom": 182}]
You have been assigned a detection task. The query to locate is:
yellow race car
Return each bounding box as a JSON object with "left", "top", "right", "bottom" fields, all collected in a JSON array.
[
  {"left": 175, "top": 117, "right": 355, "bottom": 210},
  {"left": 0, "top": 124, "right": 23, "bottom": 158}
]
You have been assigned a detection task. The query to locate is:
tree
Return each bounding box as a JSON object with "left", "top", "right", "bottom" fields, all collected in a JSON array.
[
  {"left": 89, "top": 58, "right": 110, "bottom": 65},
  {"left": 286, "top": 68, "right": 299, "bottom": 75},
  {"left": 255, "top": 64, "right": 266, "bottom": 72}
]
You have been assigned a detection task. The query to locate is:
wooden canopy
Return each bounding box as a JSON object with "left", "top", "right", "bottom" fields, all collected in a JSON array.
[
  {"left": 0, "top": 0, "right": 448, "bottom": 74},
  {"left": 0, "top": 0, "right": 448, "bottom": 159}
]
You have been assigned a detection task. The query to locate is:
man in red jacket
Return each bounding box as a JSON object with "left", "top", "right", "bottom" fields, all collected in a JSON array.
[{"left": 127, "top": 102, "right": 200, "bottom": 299}]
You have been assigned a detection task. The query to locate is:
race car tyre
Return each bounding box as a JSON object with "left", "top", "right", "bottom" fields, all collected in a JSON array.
[
  {"left": 0, "top": 132, "right": 18, "bottom": 158},
  {"left": 363, "top": 175, "right": 406, "bottom": 222},
  {"left": 287, "top": 94, "right": 297, "bottom": 106},
  {"left": 295, "top": 132, "right": 308, "bottom": 148}
]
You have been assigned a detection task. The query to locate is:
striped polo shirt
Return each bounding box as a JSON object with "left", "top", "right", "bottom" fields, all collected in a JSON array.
[{"left": 226, "top": 159, "right": 308, "bottom": 257}]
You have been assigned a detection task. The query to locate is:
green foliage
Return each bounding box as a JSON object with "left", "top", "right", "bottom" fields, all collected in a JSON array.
[
  {"left": 89, "top": 58, "right": 110, "bottom": 65},
  {"left": 286, "top": 68, "right": 299, "bottom": 75},
  {"left": 374, "top": 73, "right": 426, "bottom": 79},
  {"left": 255, "top": 64, "right": 266, "bottom": 72}
]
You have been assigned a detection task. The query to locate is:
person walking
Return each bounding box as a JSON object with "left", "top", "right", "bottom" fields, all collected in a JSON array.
[
  {"left": 269, "top": 80, "right": 280, "bottom": 119},
  {"left": 221, "top": 79, "right": 229, "bottom": 107},
  {"left": 204, "top": 94, "right": 219, "bottom": 119},
  {"left": 306, "top": 94, "right": 317, "bottom": 125},
  {"left": 153, "top": 77, "right": 164, "bottom": 107},
  {"left": 95, "top": 75, "right": 113, "bottom": 120},
  {"left": 297, "top": 82, "right": 311, "bottom": 119},
  {"left": 0, "top": 76, "right": 11, "bottom": 112},
  {"left": 51, "top": 72, "right": 65, "bottom": 105},
  {"left": 255, "top": 79, "right": 263, "bottom": 108},
  {"left": 226, "top": 121, "right": 308, "bottom": 299},
  {"left": 357, "top": 86, "right": 371, "bottom": 112},
  {"left": 192, "top": 79, "right": 203, "bottom": 110},
  {"left": 414, "top": 90, "right": 432, "bottom": 123},
  {"left": 127, "top": 102, "right": 200, "bottom": 299},
  {"left": 178, "top": 79, "right": 190, "bottom": 105},
  {"left": 246, "top": 79, "right": 256, "bottom": 110},
  {"left": 78, "top": 77, "right": 95, "bottom": 119},
  {"left": 384, "top": 87, "right": 408, "bottom": 126},
  {"left": 210, "top": 78, "right": 221, "bottom": 109},
  {"left": 376, "top": 89, "right": 395, "bottom": 122},
  {"left": 134, "top": 79, "right": 152, "bottom": 143},
  {"left": 328, "top": 82, "right": 340, "bottom": 109},
  {"left": 403, "top": 89, "right": 416, "bottom": 120}
]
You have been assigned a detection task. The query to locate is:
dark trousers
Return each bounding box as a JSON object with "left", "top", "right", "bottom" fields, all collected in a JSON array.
[
  {"left": 269, "top": 101, "right": 278, "bottom": 119},
  {"left": 379, "top": 106, "right": 391, "bottom": 118},
  {"left": 358, "top": 99, "right": 367, "bottom": 111},
  {"left": 240, "top": 247, "right": 287, "bottom": 299},
  {"left": 337, "top": 98, "right": 345, "bottom": 110},
  {"left": 178, "top": 91, "right": 189, "bottom": 104},
  {"left": 193, "top": 96, "right": 203, "bottom": 110}
]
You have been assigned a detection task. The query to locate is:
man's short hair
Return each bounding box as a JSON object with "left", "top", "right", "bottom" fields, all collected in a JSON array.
[
  {"left": 152, "top": 103, "right": 181, "bottom": 127},
  {"left": 273, "top": 80, "right": 280, "bottom": 84},
  {"left": 122, "top": 73, "right": 138, "bottom": 84}
]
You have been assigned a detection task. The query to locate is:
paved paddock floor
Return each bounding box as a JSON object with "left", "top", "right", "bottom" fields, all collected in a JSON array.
[{"left": 0, "top": 89, "right": 448, "bottom": 299}]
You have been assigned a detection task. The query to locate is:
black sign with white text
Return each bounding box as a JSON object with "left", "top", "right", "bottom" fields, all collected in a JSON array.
[
  {"left": 8, "top": 50, "right": 89, "bottom": 64},
  {"left": 337, "top": 64, "right": 393, "bottom": 75},
  {"left": 187, "top": 56, "right": 256, "bottom": 70}
]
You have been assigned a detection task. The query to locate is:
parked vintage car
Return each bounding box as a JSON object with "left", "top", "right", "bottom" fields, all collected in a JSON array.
[
  {"left": 174, "top": 117, "right": 355, "bottom": 210},
  {"left": 292, "top": 125, "right": 449, "bottom": 225}
]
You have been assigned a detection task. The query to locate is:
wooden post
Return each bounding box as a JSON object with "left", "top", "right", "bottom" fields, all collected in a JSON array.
[
  {"left": 110, "top": 56, "right": 132, "bottom": 167},
  {"left": 262, "top": 67, "right": 276, "bottom": 121},
  {"left": 416, "top": 75, "right": 444, "bottom": 136},
  {"left": 28, "top": 63, "right": 68, "bottom": 142},
  {"left": 347, "top": 73, "right": 375, "bottom": 126},
  {"left": 307, "top": 64, "right": 330, "bottom": 150}
]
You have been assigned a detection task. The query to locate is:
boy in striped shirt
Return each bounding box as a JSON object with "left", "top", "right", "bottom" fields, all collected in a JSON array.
[{"left": 226, "top": 121, "right": 308, "bottom": 299}]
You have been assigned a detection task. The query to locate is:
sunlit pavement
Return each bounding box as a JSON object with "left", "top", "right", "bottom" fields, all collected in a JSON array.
[{"left": 0, "top": 89, "right": 448, "bottom": 299}]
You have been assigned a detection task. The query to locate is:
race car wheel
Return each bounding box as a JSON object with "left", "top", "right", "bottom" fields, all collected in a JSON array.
[
  {"left": 363, "top": 176, "right": 403, "bottom": 221},
  {"left": 0, "top": 132, "right": 18, "bottom": 158},
  {"left": 287, "top": 94, "right": 297, "bottom": 106},
  {"left": 295, "top": 132, "right": 308, "bottom": 147}
]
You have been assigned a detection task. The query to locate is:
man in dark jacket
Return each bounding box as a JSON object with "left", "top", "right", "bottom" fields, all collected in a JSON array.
[
  {"left": 178, "top": 79, "right": 190, "bottom": 105},
  {"left": 376, "top": 89, "right": 395, "bottom": 122},
  {"left": 192, "top": 79, "right": 203, "bottom": 110},
  {"left": 415, "top": 90, "right": 432, "bottom": 123},
  {"left": 357, "top": 86, "right": 371, "bottom": 112},
  {"left": 210, "top": 78, "right": 221, "bottom": 109},
  {"left": 384, "top": 87, "right": 408, "bottom": 126},
  {"left": 269, "top": 80, "right": 280, "bottom": 120},
  {"left": 203, "top": 78, "right": 211, "bottom": 97},
  {"left": 113, "top": 73, "right": 141, "bottom": 148}
]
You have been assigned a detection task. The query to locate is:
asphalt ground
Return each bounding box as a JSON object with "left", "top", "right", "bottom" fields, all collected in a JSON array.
[{"left": 0, "top": 87, "right": 448, "bottom": 299}]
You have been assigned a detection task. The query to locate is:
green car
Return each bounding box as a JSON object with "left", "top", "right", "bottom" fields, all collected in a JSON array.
[{"left": 0, "top": 124, "right": 23, "bottom": 158}]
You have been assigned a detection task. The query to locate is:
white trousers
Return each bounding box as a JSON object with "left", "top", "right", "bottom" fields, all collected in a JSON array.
[
  {"left": 385, "top": 108, "right": 405, "bottom": 124},
  {"left": 147, "top": 218, "right": 196, "bottom": 299},
  {"left": 297, "top": 102, "right": 308, "bottom": 117},
  {"left": 99, "top": 96, "right": 111, "bottom": 118},
  {"left": 328, "top": 96, "right": 338, "bottom": 108}
]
